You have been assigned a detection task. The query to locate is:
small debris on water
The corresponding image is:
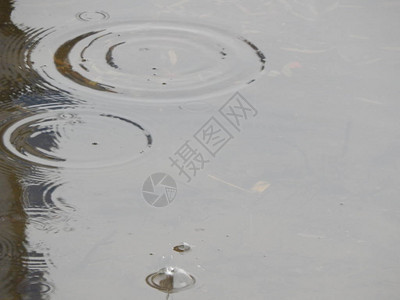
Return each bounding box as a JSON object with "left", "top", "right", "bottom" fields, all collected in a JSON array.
[
  {"left": 173, "top": 242, "right": 191, "bottom": 253},
  {"left": 250, "top": 181, "right": 271, "bottom": 193}
]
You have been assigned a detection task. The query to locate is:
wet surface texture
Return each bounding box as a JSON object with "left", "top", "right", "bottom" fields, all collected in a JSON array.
[{"left": 1, "top": 0, "right": 400, "bottom": 299}]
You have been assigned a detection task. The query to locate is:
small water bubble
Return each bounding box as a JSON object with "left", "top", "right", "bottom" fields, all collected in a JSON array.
[{"left": 146, "top": 266, "right": 195, "bottom": 294}]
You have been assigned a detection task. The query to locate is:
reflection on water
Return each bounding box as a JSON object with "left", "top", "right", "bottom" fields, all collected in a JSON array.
[
  {"left": 23, "top": 180, "right": 74, "bottom": 233},
  {"left": 0, "top": 5, "right": 54, "bottom": 99},
  {"left": 1, "top": 1, "right": 59, "bottom": 298}
]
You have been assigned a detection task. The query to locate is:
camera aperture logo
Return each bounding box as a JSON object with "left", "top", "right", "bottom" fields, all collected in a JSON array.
[{"left": 142, "top": 173, "right": 177, "bottom": 207}]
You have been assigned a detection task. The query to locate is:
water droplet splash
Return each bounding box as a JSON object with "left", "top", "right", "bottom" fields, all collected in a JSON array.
[{"left": 146, "top": 266, "right": 196, "bottom": 294}]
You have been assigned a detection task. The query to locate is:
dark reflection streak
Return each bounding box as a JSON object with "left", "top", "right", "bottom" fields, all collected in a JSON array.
[
  {"left": 0, "top": 19, "right": 56, "bottom": 96},
  {"left": 25, "top": 28, "right": 57, "bottom": 89},
  {"left": 41, "top": 67, "right": 55, "bottom": 80},
  {"left": 100, "top": 113, "right": 153, "bottom": 146},
  {"left": 105, "top": 42, "right": 125, "bottom": 69},
  {"left": 0, "top": 0, "right": 50, "bottom": 298},
  {"left": 0, "top": 1, "right": 28, "bottom": 298},
  {"left": 80, "top": 31, "right": 109, "bottom": 60},
  {"left": 0, "top": 171, "right": 27, "bottom": 300},
  {"left": 239, "top": 36, "right": 266, "bottom": 71},
  {"left": 79, "top": 63, "right": 89, "bottom": 72},
  {"left": 54, "top": 31, "right": 116, "bottom": 92}
]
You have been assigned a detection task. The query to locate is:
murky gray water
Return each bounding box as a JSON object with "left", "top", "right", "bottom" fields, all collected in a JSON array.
[{"left": 1, "top": 0, "right": 400, "bottom": 299}]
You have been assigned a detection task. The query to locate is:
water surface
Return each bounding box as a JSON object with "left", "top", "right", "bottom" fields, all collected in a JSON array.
[{"left": 1, "top": 0, "right": 400, "bottom": 299}]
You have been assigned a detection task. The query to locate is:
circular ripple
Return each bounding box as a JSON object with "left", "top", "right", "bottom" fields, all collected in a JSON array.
[
  {"left": 17, "top": 271, "right": 54, "bottom": 297},
  {"left": 0, "top": 24, "right": 56, "bottom": 96},
  {"left": 76, "top": 11, "right": 110, "bottom": 22},
  {"left": 33, "top": 21, "right": 266, "bottom": 102},
  {"left": 1, "top": 110, "right": 152, "bottom": 168},
  {"left": 24, "top": 181, "right": 75, "bottom": 232},
  {"left": 0, "top": 235, "right": 25, "bottom": 260}
]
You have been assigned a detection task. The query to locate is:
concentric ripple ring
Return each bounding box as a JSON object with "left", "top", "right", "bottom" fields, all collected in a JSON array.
[
  {"left": 32, "top": 21, "right": 266, "bottom": 102},
  {"left": 1, "top": 110, "right": 152, "bottom": 168}
]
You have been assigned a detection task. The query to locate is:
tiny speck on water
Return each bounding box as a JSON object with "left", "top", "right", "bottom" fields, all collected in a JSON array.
[
  {"left": 92, "top": 142, "right": 98, "bottom": 145},
  {"left": 162, "top": 82, "right": 167, "bottom": 85}
]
